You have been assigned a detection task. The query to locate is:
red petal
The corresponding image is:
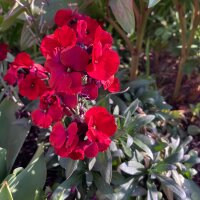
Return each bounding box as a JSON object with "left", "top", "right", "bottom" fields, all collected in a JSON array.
[
  {"left": 60, "top": 46, "right": 90, "bottom": 71},
  {"left": 108, "top": 77, "right": 120, "bottom": 93},
  {"left": 40, "top": 34, "right": 60, "bottom": 57},
  {"left": 54, "top": 25, "right": 77, "bottom": 47},
  {"left": 50, "top": 122, "right": 66, "bottom": 149},
  {"left": 54, "top": 9, "right": 73, "bottom": 27},
  {"left": 31, "top": 109, "right": 52, "bottom": 128},
  {"left": 85, "top": 142, "right": 99, "bottom": 158}
]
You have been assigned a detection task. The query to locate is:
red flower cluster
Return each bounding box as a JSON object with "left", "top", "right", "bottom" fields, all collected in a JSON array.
[{"left": 4, "top": 9, "right": 120, "bottom": 159}]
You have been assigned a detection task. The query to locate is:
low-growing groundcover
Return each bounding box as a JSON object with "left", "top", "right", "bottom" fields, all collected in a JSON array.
[{"left": 0, "top": 0, "right": 200, "bottom": 200}]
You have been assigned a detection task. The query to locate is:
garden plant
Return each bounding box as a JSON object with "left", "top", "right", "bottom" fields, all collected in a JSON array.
[{"left": 0, "top": 0, "right": 200, "bottom": 200}]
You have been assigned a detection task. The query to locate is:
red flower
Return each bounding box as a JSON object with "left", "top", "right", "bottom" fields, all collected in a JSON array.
[
  {"left": 107, "top": 77, "right": 120, "bottom": 92},
  {"left": 4, "top": 52, "right": 47, "bottom": 85},
  {"left": 81, "top": 82, "right": 98, "bottom": 100},
  {"left": 49, "top": 122, "right": 81, "bottom": 158},
  {"left": 60, "top": 46, "right": 90, "bottom": 71},
  {"left": 40, "top": 26, "right": 77, "bottom": 57},
  {"left": 3, "top": 66, "right": 18, "bottom": 85},
  {"left": 45, "top": 49, "right": 82, "bottom": 94},
  {"left": 18, "top": 74, "right": 46, "bottom": 100},
  {"left": 87, "top": 46, "right": 120, "bottom": 80},
  {"left": 101, "top": 76, "right": 120, "bottom": 93},
  {"left": 0, "top": 43, "right": 8, "bottom": 61},
  {"left": 84, "top": 106, "right": 117, "bottom": 157},
  {"left": 31, "top": 91, "right": 63, "bottom": 128},
  {"left": 77, "top": 17, "right": 99, "bottom": 45},
  {"left": 54, "top": 9, "right": 81, "bottom": 27}
]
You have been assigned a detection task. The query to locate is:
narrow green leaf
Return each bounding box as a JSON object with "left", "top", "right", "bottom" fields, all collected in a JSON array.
[
  {"left": 157, "top": 175, "right": 186, "bottom": 199},
  {"left": 95, "top": 150, "right": 112, "bottom": 184},
  {"left": 0, "top": 99, "right": 31, "bottom": 171},
  {"left": 119, "top": 161, "right": 144, "bottom": 175},
  {"left": 0, "top": 182, "right": 13, "bottom": 200},
  {"left": 8, "top": 146, "right": 46, "bottom": 200},
  {"left": 133, "top": 138, "right": 154, "bottom": 160},
  {"left": 0, "top": 4, "right": 25, "bottom": 31},
  {"left": 59, "top": 158, "right": 79, "bottom": 179},
  {"left": 183, "top": 179, "right": 200, "bottom": 200},
  {"left": 147, "top": 182, "right": 158, "bottom": 200},
  {"left": 109, "top": 0, "right": 135, "bottom": 34},
  {"left": 51, "top": 171, "right": 82, "bottom": 200},
  {"left": 0, "top": 147, "right": 7, "bottom": 182},
  {"left": 148, "top": 0, "right": 161, "bottom": 8},
  {"left": 162, "top": 148, "right": 184, "bottom": 164},
  {"left": 94, "top": 173, "right": 117, "bottom": 200},
  {"left": 123, "top": 99, "right": 140, "bottom": 116}
]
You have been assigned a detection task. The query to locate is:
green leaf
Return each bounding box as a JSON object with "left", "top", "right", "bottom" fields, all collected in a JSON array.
[
  {"left": 121, "top": 141, "right": 132, "bottom": 157},
  {"left": 162, "top": 148, "right": 184, "bottom": 164},
  {"left": 187, "top": 125, "right": 200, "bottom": 136},
  {"left": 183, "top": 179, "right": 200, "bottom": 200},
  {"left": 8, "top": 145, "right": 46, "bottom": 200},
  {"left": 148, "top": 0, "right": 161, "bottom": 8},
  {"left": 51, "top": 171, "right": 82, "bottom": 200},
  {"left": 0, "top": 147, "right": 7, "bottom": 182},
  {"left": 0, "top": 182, "right": 13, "bottom": 200},
  {"left": 0, "top": 99, "right": 31, "bottom": 171},
  {"left": 123, "top": 99, "right": 140, "bottom": 116},
  {"left": 94, "top": 173, "right": 117, "bottom": 200},
  {"left": 119, "top": 161, "right": 144, "bottom": 175},
  {"left": 95, "top": 150, "right": 112, "bottom": 184},
  {"left": 20, "top": 23, "right": 38, "bottom": 50},
  {"left": 59, "top": 158, "right": 79, "bottom": 179},
  {"left": 147, "top": 182, "right": 158, "bottom": 200},
  {"left": 114, "top": 178, "right": 135, "bottom": 200},
  {"left": 151, "top": 164, "right": 176, "bottom": 174},
  {"left": 157, "top": 175, "right": 186, "bottom": 199},
  {"left": 133, "top": 138, "right": 154, "bottom": 160},
  {"left": 0, "top": 4, "right": 25, "bottom": 31},
  {"left": 109, "top": 0, "right": 135, "bottom": 34}
]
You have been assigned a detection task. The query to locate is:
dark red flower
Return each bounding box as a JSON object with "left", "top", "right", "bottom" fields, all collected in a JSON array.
[
  {"left": 81, "top": 82, "right": 98, "bottom": 100},
  {"left": 45, "top": 50, "right": 82, "bottom": 94},
  {"left": 49, "top": 122, "right": 81, "bottom": 158},
  {"left": 18, "top": 74, "right": 46, "bottom": 100},
  {"left": 60, "top": 46, "right": 90, "bottom": 71},
  {"left": 0, "top": 43, "right": 8, "bottom": 61},
  {"left": 54, "top": 9, "right": 81, "bottom": 27},
  {"left": 84, "top": 106, "right": 117, "bottom": 157},
  {"left": 40, "top": 26, "right": 77, "bottom": 57},
  {"left": 87, "top": 46, "right": 120, "bottom": 80},
  {"left": 107, "top": 77, "right": 120, "bottom": 92},
  {"left": 3, "top": 66, "right": 18, "bottom": 85},
  {"left": 31, "top": 91, "right": 63, "bottom": 128},
  {"left": 77, "top": 17, "right": 99, "bottom": 45},
  {"left": 101, "top": 76, "right": 120, "bottom": 93}
]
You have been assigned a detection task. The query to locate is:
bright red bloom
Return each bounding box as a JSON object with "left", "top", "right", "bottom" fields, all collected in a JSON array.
[
  {"left": 77, "top": 17, "right": 99, "bottom": 45},
  {"left": 84, "top": 106, "right": 117, "bottom": 157},
  {"left": 45, "top": 49, "right": 82, "bottom": 94},
  {"left": 107, "top": 77, "right": 120, "bottom": 92},
  {"left": 3, "top": 67, "right": 18, "bottom": 85},
  {"left": 49, "top": 122, "right": 82, "bottom": 159},
  {"left": 0, "top": 43, "right": 8, "bottom": 61},
  {"left": 31, "top": 91, "right": 63, "bottom": 128},
  {"left": 101, "top": 76, "right": 120, "bottom": 93},
  {"left": 18, "top": 74, "right": 46, "bottom": 100},
  {"left": 40, "top": 26, "right": 77, "bottom": 57},
  {"left": 87, "top": 46, "right": 120, "bottom": 80},
  {"left": 86, "top": 26, "right": 119, "bottom": 80},
  {"left": 81, "top": 82, "right": 98, "bottom": 100},
  {"left": 54, "top": 9, "right": 81, "bottom": 27},
  {"left": 60, "top": 46, "right": 90, "bottom": 71},
  {"left": 4, "top": 52, "right": 47, "bottom": 85}
]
